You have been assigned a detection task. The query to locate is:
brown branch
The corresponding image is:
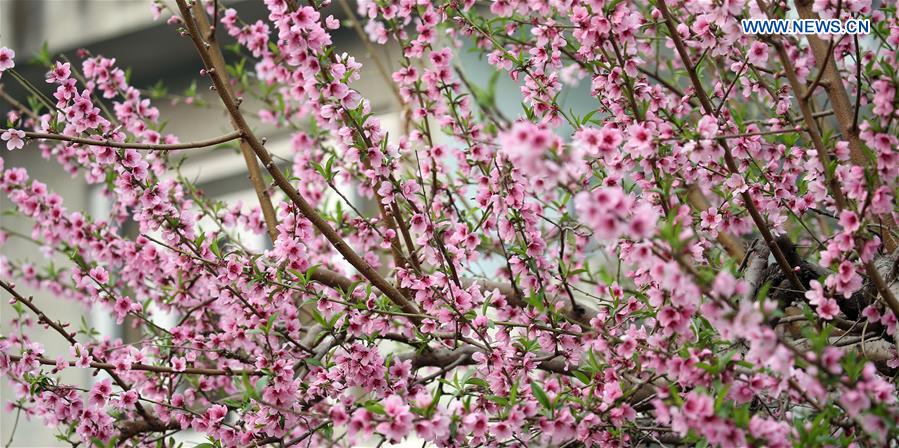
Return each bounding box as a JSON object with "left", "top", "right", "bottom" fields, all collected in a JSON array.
[
  {"left": 768, "top": 37, "right": 848, "bottom": 211},
  {"left": 174, "top": 0, "right": 422, "bottom": 320},
  {"left": 188, "top": 0, "right": 281, "bottom": 245},
  {"left": 686, "top": 185, "right": 746, "bottom": 260},
  {"left": 636, "top": 66, "right": 687, "bottom": 100},
  {"left": 791, "top": 0, "right": 896, "bottom": 252},
  {"left": 307, "top": 267, "right": 355, "bottom": 292},
  {"left": 117, "top": 419, "right": 180, "bottom": 443},
  {"left": 403, "top": 346, "right": 660, "bottom": 409},
  {"left": 802, "top": 35, "right": 840, "bottom": 101},
  {"left": 22, "top": 130, "right": 242, "bottom": 151},
  {"left": 742, "top": 239, "right": 771, "bottom": 301},
  {"left": 0, "top": 85, "right": 40, "bottom": 121},
  {"left": 1, "top": 280, "right": 77, "bottom": 345},
  {"left": 609, "top": 33, "right": 744, "bottom": 261},
  {"left": 391, "top": 200, "right": 422, "bottom": 273},
  {"left": 743, "top": 109, "right": 833, "bottom": 125},
  {"left": 864, "top": 261, "right": 899, "bottom": 325},
  {"left": 657, "top": 0, "right": 803, "bottom": 292},
  {"left": 759, "top": 3, "right": 899, "bottom": 322},
  {"left": 334, "top": 0, "right": 403, "bottom": 107},
  {"left": 793, "top": 0, "right": 867, "bottom": 169},
  {"left": 282, "top": 421, "right": 330, "bottom": 447},
  {"left": 0, "top": 280, "right": 157, "bottom": 422},
  {"left": 658, "top": 126, "right": 807, "bottom": 142},
  {"left": 6, "top": 354, "right": 258, "bottom": 376},
  {"left": 402, "top": 346, "right": 570, "bottom": 375}
]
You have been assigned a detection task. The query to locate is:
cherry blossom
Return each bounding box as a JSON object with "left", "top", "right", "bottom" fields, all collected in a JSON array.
[
  {"left": 1, "top": 129, "right": 24, "bottom": 150},
  {"left": 0, "top": 47, "right": 14, "bottom": 73},
  {"left": 0, "top": 0, "right": 896, "bottom": 446}
]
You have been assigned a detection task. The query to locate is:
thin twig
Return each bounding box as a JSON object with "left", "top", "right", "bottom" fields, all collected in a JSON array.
[
  {"left": 0, "top": 85, "right": 40, "bottom": 121},
  {"left": 802, "top": 34, "right": 841, "bottom": 101},
  {"left": 22, "top": 130, "right": 242, "bottom": 151},
  {"left": 658, "top": 126, "right": 806, "bottom": 142},
  {"left": 657, "top": 0, "right": 803, "bottom": 292},
  {"left": 5, "top": 354, "right": 259, "bottom": 376},
  {"left": 187, "top": 0, "right": 282, "bottom": 245},
  {"left": 175, "top": 0, "right": 422, "bottom": 320}
]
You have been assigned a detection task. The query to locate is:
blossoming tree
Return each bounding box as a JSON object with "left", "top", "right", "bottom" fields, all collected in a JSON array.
[{"left": 1, "top": 0, "right": 897, "bottom": 446}]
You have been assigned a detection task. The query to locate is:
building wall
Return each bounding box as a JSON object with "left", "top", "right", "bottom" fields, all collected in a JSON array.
[{"left": 0, "top": 0, "right": 157, "bottom": 55}]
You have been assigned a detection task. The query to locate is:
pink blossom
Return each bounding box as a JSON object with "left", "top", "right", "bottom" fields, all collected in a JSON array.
[
  {"left": 113, "top": 296, "right": 133, "bottom": 324},
  {"left": 206, "top": 404, "right": 227, "bottom": 424},
  {"left": 682, "top": 391, "right": 714, "bottom": 418},
  {"left": 120, "top": 390, "right": 138, "bottom": 408},
  {"left": 0, "top": 2, "right": 895, "bottom": 446},
  {"left": 821, "top": 346, "right": 843, "bottom": 374},
  {"left": 826, "top": 261, "right": 864, "bottom": 298},
  {"left": 747, "top": 41, "right": 769, "bottom": 66},
  {"left": 1, "top": 129, "right": 24, "bottom": 150},
  {"left": 839, "top": 389, "right": 871, "bottom": 417},
  {"left": 0, "top": 47, "right": 14, "bottom": 72},
  {"left": 816, "top": 298, "right": 839, "bottom": 320},
  {"left": 88, "top": 378, "right": 112, "bottom": 408},
  {"left": 463, "top": 412, "right": 489, "bottom": 438},
  {"left": 872, "top": 79, "right": 895, "bottom": 118},
  {"left": 862, "top": 305, "right": 881, "bottom": 323},
  {"left": 171, "top": 357, "right": 186, "bottom": 372},
  {"left": 839, "top": 210, "right": 860, "bottom": 233},
  {"left": 805, "top": 280, "right": 826, "bottom": 307},
  {"left": 349, "top": 409, "right": 373, "bottom": 437},
  {"left": 376, "top": 395, "right": 412, "bottom": 442},
  {"left": 89, "top": 266, "right": 109, "bottom": 285},
  {"left": 46, "top": 62, "right": 72, "bottom": 84},
  {"left": 697, "top": 115, "right": 718, "bottom": 139},
  {"left": 700, "top": 208, "right": 723, "bottom": 232}
]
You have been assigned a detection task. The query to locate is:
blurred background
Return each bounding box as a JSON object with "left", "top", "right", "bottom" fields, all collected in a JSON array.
[{"left": 0, "top": 1, "right": 593, "bottom": 445}]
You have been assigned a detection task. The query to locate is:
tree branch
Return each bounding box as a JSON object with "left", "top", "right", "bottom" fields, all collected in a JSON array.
[
  {"left": 187, "top": 0, "right": 281, "bottom": 245},
  {"left": 21, "top": 130, "right": 242, "bottom": 151},
  {"left": 759, "top": 4, "right": 899, "bottom": 322},
  {"left": 6, "top": 354, "right": 258, "bottom": 376},
  {"left": 174, "top": 0, "right": 422, "bottom": 319},
  {"left": 657, "top": 0, "right": 804, "bottom": 293},
  {"left": 792, "top": 0, "right": 895, "bottom": 252},
  {"left": 402, "top": 346, "right": 570, "bottom": 375},
  {"left": 0, "top": 85, "right": 40, "bottom": 121},
  {"left": 742, "top": 239, "right": 771, "bottom": 301},
  {"left": 793, "top": 0, "right": 867, "bottom": 170},
  {"left": 0, "top": 280, "right": 158, "bottom": 422}
]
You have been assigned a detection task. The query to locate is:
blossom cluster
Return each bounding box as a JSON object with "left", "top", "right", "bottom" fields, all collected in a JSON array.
[{"left": 0, "top": 0, "right": 898, "bottom": 446}]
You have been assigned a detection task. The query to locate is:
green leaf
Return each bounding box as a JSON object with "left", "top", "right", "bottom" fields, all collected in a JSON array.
[
  {"left": 572, "top": 370, "right": 591, "bottom": 385},
  {"left": 209, "top": 238, "right": 221, "bottom": 258},
  {"left": 224, "top": 43, "right": 242, "bottom": 55},
  {"left": 264, "top": 313, "right": 279, "bottom": 335},
  {"left": 304, "top": 357, "right": 323, "bottom": 367},
  {"left": 531, "top": 381, "right": 551, "bottom": 410},
  {"left": 581, "top": 109, "right": 600, "bottom": 125},
  {"left": 365, "top": 402, "right": 386, "bottom": 415},
  {"left": 148, "top": 80, "right": 168, "bottom": 99},
  {"left": 714, "top": 384, "right": 731, "bottom": 411},
  {"left": 32, "top": 42, "right": 51, "bottom": 67},
  {"left": 242, "top": 373, "right": 260, "bottom": 401}
]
